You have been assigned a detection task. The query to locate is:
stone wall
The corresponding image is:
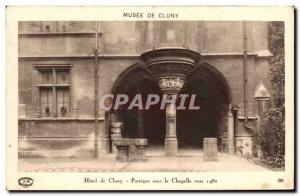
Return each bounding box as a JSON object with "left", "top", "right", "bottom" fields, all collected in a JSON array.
[
  {"left": 18, "top": 21, "right": 272, "bottom": 157},
  {"left": 18, "top": 119, "right": 104, "bottom": 158}
]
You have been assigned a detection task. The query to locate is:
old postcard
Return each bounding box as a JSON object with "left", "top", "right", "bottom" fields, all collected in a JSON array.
[{"left": 6, "top": 6, "right": 294, "bottom": 190}]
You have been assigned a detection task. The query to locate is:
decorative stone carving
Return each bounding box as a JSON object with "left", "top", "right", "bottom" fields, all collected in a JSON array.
[
  {"left": 111, "top": 122, "right": 122, "bottom": 135},
  {"left": 147, "top": 63, "right": 196, "bottom": 79},
  {"left": 110, "top": 122, "right": 123, "bottom": 154},
  {"left": 254, "top": 83, "right": 271, "bottom": 100},
  {"left": 141, "top": 48, "right": 201, "bottom": 156},
  {"left": 141, "top": 48, "right": 201, "bottom": 83},
  {"left": 158, "top": 77, "right": 185, "bottom": 93},
  {"left": 254, "top": 83, "right": 271, "bottom": 118}
]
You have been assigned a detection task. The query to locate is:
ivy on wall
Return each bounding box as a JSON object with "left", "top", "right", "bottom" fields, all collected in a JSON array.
[{"left": 259, "top": 22, "right": 285, "bottom": 168}]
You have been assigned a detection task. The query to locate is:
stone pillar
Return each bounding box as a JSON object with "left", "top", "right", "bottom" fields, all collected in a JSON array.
[
  {"left": 227, "top": 105, "right": 235, "bottom": 155},
  {"left": 137, "top": 110, "right": 144, "bottom": 138},
  {"left": 140, "top": 48, "right": 201, "bottom": 157},
  {"left": 165, "top": 101, "right": 178, "bottom": 156},
  {"left": 110, "top": 122, "right": 122, "bottom": 154},
  {"left": 157, "top": 78, "right": 185, "bottom": 156},
  {"left": 136, "top": 85, "right": 144, "bottom": 138}
]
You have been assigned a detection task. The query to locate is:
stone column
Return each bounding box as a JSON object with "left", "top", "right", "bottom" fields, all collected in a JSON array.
[
  {"left": 227, "top": 105, "right": 235, "bottom": 155},
  {"left": 165, "top": 100, "right": 178, "bottom": 156},
  {"left": 110, "top": 122, "right": 122, "bottom": 154},
  {"left": 136, "top": 85, "right": 144, "bottom": 138},
  {"left": 140, "top": 48, "right": 201, "bottom": 157},
  {"left": 158, "top": 78, "right": 184, "bottom": 157},
  {"left": 137, "top": 110, "right": 144, "bottom": 138}
]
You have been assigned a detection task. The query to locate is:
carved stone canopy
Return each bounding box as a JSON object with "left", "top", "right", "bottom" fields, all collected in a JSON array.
[
  {"left": 157, "top": 77, "right": 185, "bottom": 94},
  {"left": 141, "top": 48, "right": 201, "bottom": 93}
]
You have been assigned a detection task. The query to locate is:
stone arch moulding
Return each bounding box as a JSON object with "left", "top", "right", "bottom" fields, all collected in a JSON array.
[
  {"left": 109, "top": 62, "right": 160, "bottom": 124},
  {"left": 108, "top": 49, "right": 234, "bottom": 156},
  {"left": 109, "top": 61, "right": 165, "bottom": 151},
  {"left": 187, "top": 61, "right": 233, "bottom": 104},
  {"left": 110, "top": 62, "right": 157, "bottom": 95}
]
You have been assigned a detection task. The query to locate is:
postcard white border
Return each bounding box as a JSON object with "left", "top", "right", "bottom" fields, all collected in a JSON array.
[{"left": 6, "top": 6, "right": 294, "bottom": 190}]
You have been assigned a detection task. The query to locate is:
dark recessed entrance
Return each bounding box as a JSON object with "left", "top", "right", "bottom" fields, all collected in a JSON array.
[
  {"left": 111, "top": 61, "right": 231, "bottom": 154},
  {"left": 112, "top": 65, "right": 165, "bottom": 148},
  {"left": 177, "top": 64, "right": 231, "bottom": 150}
]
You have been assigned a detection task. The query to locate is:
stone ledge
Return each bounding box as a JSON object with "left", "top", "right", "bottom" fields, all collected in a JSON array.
[
  {"left": 18, "top": 117, "right": 105, "bottom": 121},
  {"left": 18, "top": 50, "right": 273, "bottom": 60},
  {"left": 114, "top": 138, "right": 148, "bottom": 146}
]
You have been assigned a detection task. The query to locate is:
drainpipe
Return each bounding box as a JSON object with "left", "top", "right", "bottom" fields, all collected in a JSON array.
[
  {"left": 94, "top": 22, "right": 99, "bottom": 158},
  {"left": 243, "top": 21, "right": 254, "bottom": 131}
]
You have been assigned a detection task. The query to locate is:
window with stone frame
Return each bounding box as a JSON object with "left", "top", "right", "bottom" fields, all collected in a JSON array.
[{"left": 35, "top": 65, "right": 71, "bottom": 118}]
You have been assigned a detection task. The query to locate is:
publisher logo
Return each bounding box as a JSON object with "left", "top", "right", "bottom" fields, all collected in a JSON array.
[{"left": 18, "top": 177, "right": 34, "bottom": 188}]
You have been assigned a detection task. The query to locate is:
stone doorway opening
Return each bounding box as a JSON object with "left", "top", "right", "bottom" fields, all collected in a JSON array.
[
  {"left": 111, "top": 65, "right": 166, "bottom": 152},
  {"left": 111, "top": 50, "right": 232, "bottom": 156},
  {"left": 177, "top": 64, "right": 231, "bottom": 152}
]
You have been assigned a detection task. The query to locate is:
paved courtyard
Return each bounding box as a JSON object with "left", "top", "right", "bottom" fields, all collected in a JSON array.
[{"left": 19, "top": 153, "right": 270, "bottom": 172}]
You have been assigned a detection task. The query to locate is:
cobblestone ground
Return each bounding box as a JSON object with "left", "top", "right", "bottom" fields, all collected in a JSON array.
[{"left": 19, "top": 154, "right": 270, "bottom": 172}]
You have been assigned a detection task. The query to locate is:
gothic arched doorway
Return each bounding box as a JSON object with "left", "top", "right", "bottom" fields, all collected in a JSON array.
[
  {"left": 177, "top": 63, "right": 232, "bottom": 152},
  {"left": 111, "top": 64, "right": 166, "bottom": 149},
  {"left": 110, "top": 59, "right": 232, "bottom": 156}
]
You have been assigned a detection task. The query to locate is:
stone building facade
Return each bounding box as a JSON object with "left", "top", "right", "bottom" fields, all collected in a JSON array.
[{"left": 18, "top": 21, "right": 272, "bottom": 158}]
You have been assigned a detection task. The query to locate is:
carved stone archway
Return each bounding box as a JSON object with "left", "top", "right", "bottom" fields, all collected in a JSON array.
[
  {"left": 111, "top": 48, "right": 234, "bottom": 156},
  {"left": 111, "top": 63, "right": 165, "bottom": 150},
  {"left": 141, "top": 48, "right": 201, "bottom": 156}
]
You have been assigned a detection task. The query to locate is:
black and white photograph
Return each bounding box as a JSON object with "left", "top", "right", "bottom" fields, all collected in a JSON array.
[{"left": 5, "top": 6, "right": 294, "bottom": 191}]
